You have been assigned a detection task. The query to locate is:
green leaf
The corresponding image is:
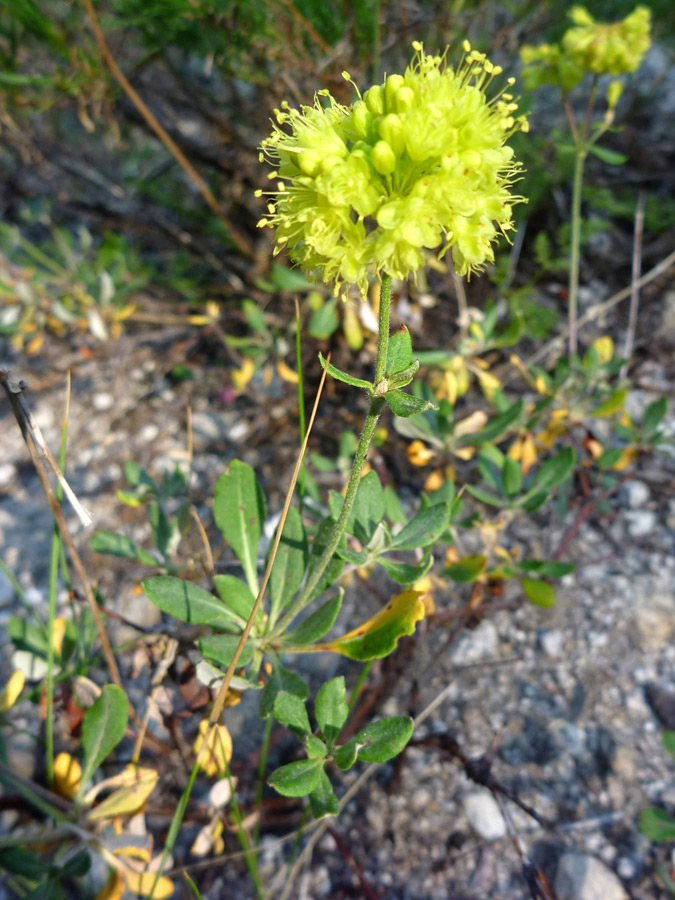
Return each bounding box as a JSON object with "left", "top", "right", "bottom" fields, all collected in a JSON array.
[
  {"left": 533, "top": 447, "right": 576, "bottom": 492},
  {"left": 444, "top": 554, "right": 487, "bottom": 583},
  {"left": 379, "top": 555, "right": 433, "bottom": 586},
  {"left": 306, "top": 516, "right": 346, "bottom": 599},
  {"left": 502, "top": 456, "right": 523, "bottom": 498},
  {"left": 333, "top": 739, "right": 358, "bottom": 770},
  {"left": 80, "top": 686, "right": 128, "bottom": 792},
  {"left": 90, "top": 531, "right": 144, "bottom": 560},
  {"left": 389, "top": 503, "right": 449, "bottom": 551},
  {"left": 592, "top": 388, "right": 627, "bottom": 418},
  {"left": 639, "top": 808, "right": 675, "bottom": 842},
  {"left": 311, "top": 590, "right": 426, "bottom": 661},
  {"left": 385, "top": 325, "right": 412, "bottom": 374},
  {"left": 212, "top": 575, "right": 257, "bottom": 622},
  {"left": 308, "top": 299, "right": 339, "bottom": 338},
  {"left": 198, "top": 634, "right": 252, "bottom": 667},
  {"left": 268, "top": 758, "right": 324, "bottom": 797},
  {"left": 589, "top": 145, "right": 628, "bottom": 166},
  {"left": 643, "top": 396, "right": 667, "bottom": 434},
  {"left": 355, "top": 716, "right": 413, "bottom": 763},
  {"left": 268, "top": 506, "right": 307, "bottom": 620},
  {"left": 663, "top": 731, "right": 675, "bottom": 755},
  {"left": 315, "top": 677, "right": 348, "bottom": 746},
  {"left": 386, "top": 390, "right": 436, "bottom": 417},
  {"left": 286, "top": 593, "right": 343, "bottom": 645},
  {"left": 383, "top": 486, "right": 407, "bottom": 525},
  {"left": 318, "top": 353, "right": 372, "bottom": 390},
  {"left": 144, "top": 576, "right": 244, "bottom": 627},
  {"left": 465, "top": 484, "right": 503, "bottom": 507},
  {"left": 260, "top": 666, "right": 309, "bottom": 718},
  {"left": 214, "top": 460, "right": 265, "bottom": 594},
  {"left": 274, "top": 691, "right": 311, "bottom": 736},
  {"left": 463, "top": 400, "right": 524, "bottom": 445},
  {"left": 518, "top": 490, "right": 549, "bottom": 512},
  {"left": 309, "top": 768, "right": 340, "bottom": 818},
  {"left": 306, "top": 735, "right": 328, "bottom": 758},
  {"left": 520, "top": 560, "right": 574, "bottom": 579},
  {"left": 379, "top": 360, "right": 420, "bottom": 393},
  {"left": 352, "top": 470, "right": 385, "bottom": 542},
  {"left": 521, "top": 577, "right": 556, "bottom": 608},
  {"left": 0, "top": 847, "right": 49, "bottom": 877},
  {"left": 61, "top": 849, "right": 91, "bottom": 877},
  {"left": 597, "top": 447, "right": 624, "bottom": 469}
]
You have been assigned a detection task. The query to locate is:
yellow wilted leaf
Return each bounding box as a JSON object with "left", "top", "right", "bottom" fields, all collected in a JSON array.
[
  {"left": 113, "top": 302, "right": 136, "bottom": 322},
  {"left": 25, "top": 333, "right": 44, "bottom": 355},
  {"left": 407, "top": 440, "right": 435, "bottom": 466},
  {"left": 453, "top": 446, "right": 476, "bottom": 461},
  {"left": 412, "top": 576, "right": 436, "bottom": 615},
  {"left": 54, "top": 752, "right": 82, "bottom": 799},
  {"left": 87, "top": 767, "right": 158, "bottom": 820},
  {"left": 535, "top": 375, "right": 549, "bottom": 395},
  {"left": 592, "top": 335, "right": 614, "bottom": 365},
  {"left": 508, "top": 436, "right": 522, "bottom": 461},
  {"left": 474, "top": 368, "right": 501, "bottom": 402},
  {"left": 612, "top": 447, "right": 639, "bottom": 470},
  {"left": 0, "top": 670, "right": 25, "bottom": 712},
  {"left": 193, "top": 721, "right": 233, "bottom": 778},
  {"left": 455, "top": 410, "right": 488, "bottom": 437},
  {"left": 94, "top": 871, "right": 125, "bottom": 900},
  {"left": 424, "top": 469, "right": 445, "bottom": 492},
  {"left": 276, "top": 359, "right": 299, "bottom": 384},
  {"left": 123, "top": 870, "right": 174, "bottom": 899},
  {"left": 52, "top": 617, "right": 67, "bottom": 656},
  {"left": 521, "top": 432, "right": 537, "bottom": 475},
  {"left": 592, "top": 388, "right": 627, "bottom": 418},
  {"left": 231, "top": 357, "right": 255, "bottom": 392},
  {"left": 310, "top": 590, "right": 426, "bottom": 661}
]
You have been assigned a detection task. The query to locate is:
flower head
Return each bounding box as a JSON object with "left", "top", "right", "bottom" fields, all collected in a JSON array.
[
  {"left": 521, "top": 6, "right": 651, "bottom": 92},
  {"left": 258, "top": 42, "right": 528, "bottom": 298}
]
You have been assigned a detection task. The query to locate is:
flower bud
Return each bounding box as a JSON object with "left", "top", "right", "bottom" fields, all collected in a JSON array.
[
  {"left": 351, "top": 100, "right": 373, "bottom": 140},
  {"left": 371, "top": 140, "right": 397, "bottom": 175},
  {"left": 377, "top": 114, "right": 405, "bottom": 157},
  {"left": 384, "top": 74, "right": 405, "bottom": 111},
  {"left": 364, "top": 84, "right": 384, "bottom": 116},
  {"left": 394, "top": 86, "right": 415, "bottom": 113}
]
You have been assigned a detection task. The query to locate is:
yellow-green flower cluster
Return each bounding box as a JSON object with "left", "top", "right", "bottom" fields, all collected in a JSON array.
[
  {"left": 257, "top": 42, "right": 528, "bottom": 298},
  {"left": 521, "top": 6, "right": 651, "bottom": 93}
]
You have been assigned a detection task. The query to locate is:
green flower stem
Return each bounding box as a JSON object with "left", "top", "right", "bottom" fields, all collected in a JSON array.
[
  {"left": 568, "top": 144, "right": 586, "bottom": 360},
  {"left": 275, "top": 275, "right": 393, "bottom": 635}
]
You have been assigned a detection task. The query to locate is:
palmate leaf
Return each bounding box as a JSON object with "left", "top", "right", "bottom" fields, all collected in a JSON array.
[{"left": 304, "top": 591, "right": 426, "bottom": 661}]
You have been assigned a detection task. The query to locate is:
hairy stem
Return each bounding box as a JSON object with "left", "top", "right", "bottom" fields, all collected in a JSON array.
[
  {"left": 275, "top": 275, "right": 393, "bottom": 634},
  {"left": 568, "top": 146, "right": 586, "bottom": 360}
]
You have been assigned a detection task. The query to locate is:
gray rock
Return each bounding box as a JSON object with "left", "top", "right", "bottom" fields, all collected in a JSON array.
[
  {"left": 554, "top": 853, "right": 628, "bottom": 900},
  {"left": 630, "top": 586, "right": 675, "bottom": 651},
  {"left": 451, "top": 620, "right": 498, "bottom": 664},
  {"left": 538, "top": 629, "right": 564, "bottom": 658},
  {"left": 624, "top": 509, "right": 657, "bottom": 537},
  {"left": 619, "top": 479, "right": 650, "bottom": 509},
  {"left": 463, "top": 790, "right": 506, "bottom": 840}
]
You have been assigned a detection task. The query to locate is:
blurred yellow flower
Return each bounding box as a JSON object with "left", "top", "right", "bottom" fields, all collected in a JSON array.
[{"left": 0, "top": 671, "right": 25, "bottom": 712}]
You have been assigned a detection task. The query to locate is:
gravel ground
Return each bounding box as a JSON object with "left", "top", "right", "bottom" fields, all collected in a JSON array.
[{"left": 1, "top": 312, "right": 674, "bottom": 900}]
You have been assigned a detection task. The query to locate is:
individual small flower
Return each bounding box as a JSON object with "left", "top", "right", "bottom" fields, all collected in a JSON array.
[
  {"left": 258, "top": 42, "right": 528, "bottom": 298},
  {"left": 193, "top": 720, "right": 233, "bottom": 778}
]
